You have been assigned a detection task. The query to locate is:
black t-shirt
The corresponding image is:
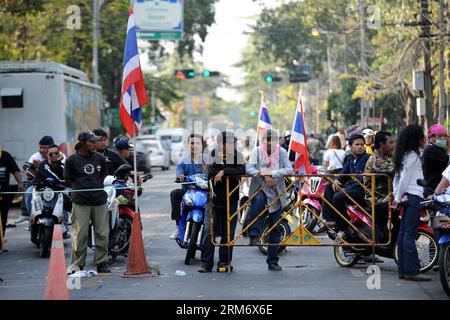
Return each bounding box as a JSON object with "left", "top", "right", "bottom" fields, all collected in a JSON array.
[
  {"left": 422, "top": 143, "right": 449, "bottom": 190},
  {"left": 0, "top": 149, "right": 20, "bottom": 191},
  {"left": 64, "top": 151, "right": 107, "bottom": 206},
  {"left": 98, "top": 147, "right": 129, "bottom": 176}
]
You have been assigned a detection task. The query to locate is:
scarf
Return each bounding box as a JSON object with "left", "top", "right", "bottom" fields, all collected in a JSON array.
[{"left": 260, "top": 144, "right": 280, "bottom": 170}]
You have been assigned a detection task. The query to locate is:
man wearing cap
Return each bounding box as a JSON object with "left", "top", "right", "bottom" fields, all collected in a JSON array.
[
  {"left": 65, "top": 130, "right": 110, "bottom": 274},
  {"left": 422, "top": 124, "right": 450, "bottom": 191},
  {"left": 15, "top": 136, "right": 66, "bottom": 225}
]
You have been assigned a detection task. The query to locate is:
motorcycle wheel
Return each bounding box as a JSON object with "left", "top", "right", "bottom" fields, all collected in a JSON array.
[
  {"left": 185, "top": 221, "right": 201, "bottom": 265},
  {"left": 393, "top": 230, "right": 438, "bottom": 273},
  {"left": 40, "top": 226, "right": 53, "bottom": 258},
  {"left": 301, "top": 205, "right": 319, "bottom": 232},
  {"left": 439, "top": 243, "right": 450, "bottom": 297},
  {"left": 113, "top": 216, "right": 133, "bottom": 255},
  {"left": 334, "top": 246, "right": 360, "bottom": 267},
  {"left": 258, "top": 220, "right": 291, "bottom": 255}
]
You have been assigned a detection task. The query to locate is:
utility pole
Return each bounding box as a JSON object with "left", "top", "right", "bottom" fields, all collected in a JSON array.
[
  {"left": 327, "top": 33, "right": 333, "bottom": 93},
  {"left": 439, "top": 0, "right": 446, "bottom": 124},
  {"left": 93, "top": 0, "right": 106, "bottom": 84},
  {"left": 420, "top": 0, "right": 434, "bottom": 128},
  {"left": 343, "top": 32, "right": 349, "bottom": 74},
  {"left": 359, "top": 0, "right": 366, "bottom": 128}
]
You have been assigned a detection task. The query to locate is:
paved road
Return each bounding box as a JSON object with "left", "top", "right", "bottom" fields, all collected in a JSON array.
[{"left": 0, "top": 167, "right": 448, "bottom": 300}]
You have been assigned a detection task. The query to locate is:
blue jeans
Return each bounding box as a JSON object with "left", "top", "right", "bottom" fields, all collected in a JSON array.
[
  {"left": 397, "top": 194, "right": 422, "bottom": 276},
  {"left": 23, "top": 185, "right": 34, "bottom": 216},
  {"left": 248, "top": 192, "right": 282, "bottom": 265}
]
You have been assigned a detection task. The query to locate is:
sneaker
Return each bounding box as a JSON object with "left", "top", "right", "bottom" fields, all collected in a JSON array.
[
  {"left": 97, "top": 263, "right": 111, "bottom": 273},
  {"left": 15, "top": 215, "right": 28, "bottom": 224},
  {"left": 217, "top": 264, "right": 233, "bottom": 273},
  {"left": 268, "top": 263, "right": 282, "bottom": 271},
  {"left": 67, "top": 265, "right": 84, "bottom": 275},
  {"left": 169, "top": 228, "right": 179, "bottom": 239},
  {"left": 404, "top": 274, "right": 431, "bottom": 281},
  {"left": 198, "top": 264, "right": 213, "bottom": 273}
]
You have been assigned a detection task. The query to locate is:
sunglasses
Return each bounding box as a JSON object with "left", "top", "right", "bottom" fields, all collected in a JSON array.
[{"left": 49, "top": 152, "right": 60, "bottom": 157}]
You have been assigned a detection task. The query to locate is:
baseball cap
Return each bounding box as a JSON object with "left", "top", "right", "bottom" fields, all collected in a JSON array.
[
  {"left": 78, "top": 130, "right": 101, "bottom": 143},
  {"left": 115, "top": 137, "right": 132, "bottom": 150},
  {"left": 427, "top": 124, "right": 448, "bottom": 137}
]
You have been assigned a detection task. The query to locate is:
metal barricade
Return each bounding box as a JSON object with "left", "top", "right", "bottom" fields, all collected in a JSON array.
[{"left": 210, "top": 173, "right": 393, "bottom": 254}]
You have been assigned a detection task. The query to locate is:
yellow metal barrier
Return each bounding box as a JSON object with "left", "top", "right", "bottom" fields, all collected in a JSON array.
[{"left": 210, "top": 173, "right": 393, "bottom": 252}]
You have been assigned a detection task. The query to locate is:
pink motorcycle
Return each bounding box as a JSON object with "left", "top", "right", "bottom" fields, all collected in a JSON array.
[{"left": 299, "top": 166, "right": 328, "bottom": 232}]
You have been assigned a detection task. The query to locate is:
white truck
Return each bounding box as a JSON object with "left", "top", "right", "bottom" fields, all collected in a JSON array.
[{"left": 0, "top": 61, "right": 103, "bottom": 165}]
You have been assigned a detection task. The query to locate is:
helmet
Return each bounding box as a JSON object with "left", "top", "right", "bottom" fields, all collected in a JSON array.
[
  {"left": 362, "top": 129, "right": 374, "bottom": 139},
  {"left": 427, "top": 124, "right": 448, "bottom": 137},
  {"left": 114, "top": 164, "right": 133, "bottom": 181},
  {"left": 283, "top": 130, "right": 292, "bottom": 138}
]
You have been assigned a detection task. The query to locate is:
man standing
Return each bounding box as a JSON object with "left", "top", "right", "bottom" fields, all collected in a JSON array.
[
  {"left": 65, "top": 131, "right": 110, "bottom": 274},
  {"left": 94, "top": 129, "right": 131, "bottom": 176},
  {"left": 198, "top": 132, "right": 246, "bottom": 273},
  {"left": 169, "top": 134, "right": 206, "bottom": 239},
  {"left": 0, "top": 148, "right": 23, "bottom": 240},
  {"left": 422, "top": 124, "right": 450, "bottom": 191},
  {"left": 246, "top": 129, "right": 293, "bottom": 271}
]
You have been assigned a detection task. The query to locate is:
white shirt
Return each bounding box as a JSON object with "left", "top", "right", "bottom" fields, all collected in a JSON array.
[
  {"left": 442, "top": 165, "right": 450, "bottom": 181},
  {"left": 393, "top": 152, "right": 424, "bottom": 203},
  {"left": 323, "top": 149, "right": 346, "bottom": 171}
]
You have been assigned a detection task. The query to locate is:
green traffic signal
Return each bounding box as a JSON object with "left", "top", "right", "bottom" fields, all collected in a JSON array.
[
  {"left": 250, "top": 111, "right": 258, "bottom": 117},
  {"left": 188, "top": 71, "right": 195, "bottom": 77},
  {"left": 203, "top": 70, "right": 211, "bottom": 77},
  {"left": 265, "top": 75, "right": 273, "bottom": 83}
]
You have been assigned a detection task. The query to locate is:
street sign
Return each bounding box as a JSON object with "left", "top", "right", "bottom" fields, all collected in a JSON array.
[
  {"left": 134, "top": 0, "right": 184, "bottom": 41},
  {"left": 289, "top": 66, "right": 311, "bottom": 83}
]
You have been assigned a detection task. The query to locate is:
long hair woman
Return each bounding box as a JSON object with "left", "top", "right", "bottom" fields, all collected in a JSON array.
[
  {"left": 393, "top": 124, "right": 430, "bottom": 281},
  {"left": 322, "top": 135, "right": 346, "bottom": 174}
]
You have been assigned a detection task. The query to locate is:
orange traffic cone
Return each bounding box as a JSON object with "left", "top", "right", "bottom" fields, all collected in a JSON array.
[
  {"left": 122, "top": 212, "right": 152, "bottom": 278},
  {"left": 44, "top": 224, "right": 70, "bottom": 300}
]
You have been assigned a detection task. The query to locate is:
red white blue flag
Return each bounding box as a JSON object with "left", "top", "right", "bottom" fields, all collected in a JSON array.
[
  {"left": 289, "top": 92, "right": 312, "bottom": 174},
  {"left": 120, "top": 7, "right": 148, "bottom": 137},
  {"left": 257, "top": 92, "right": 272, "bottom": 136}
]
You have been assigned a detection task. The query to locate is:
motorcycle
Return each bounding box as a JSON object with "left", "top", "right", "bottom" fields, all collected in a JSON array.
[
  {"left": 88, "top": 165, "right": 152, "bottom": 260},
  {"left": 333, "top": 191, "right": 438, "bottom": 273},
  {"left": 29, "top": 176, "right": 67, "bottom": 258},
  {"left": 175, "top": 174, "right": 208, "bottom": 265},
  {"left": 299, "top": 165, "right": 328, "bottom": 232},
  {"left": 418, "top": 179, "right": 450, "bottom": 297}
]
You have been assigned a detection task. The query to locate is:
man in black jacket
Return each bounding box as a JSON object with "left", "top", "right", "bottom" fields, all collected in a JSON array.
[
  {"left": 198, "top": 132, "right": 246, "bottom": 273},
  {"left": 422, "top": 124, "right": 450, "bottom": 191}
]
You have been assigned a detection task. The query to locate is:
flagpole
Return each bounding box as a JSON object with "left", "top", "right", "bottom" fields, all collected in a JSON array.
[
  {"left": 287, "top": 90, "right": 301, "bottom": 156},
  {"left": 255, "top": 91, "right": 264, "bottom": 148},
  {"left": 133, "top": 123, "right": 139, "bottom": 213}
]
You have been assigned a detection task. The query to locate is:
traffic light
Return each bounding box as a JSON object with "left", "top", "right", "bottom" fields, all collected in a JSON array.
[
  {"left": 175, "top": 69, "right": 196, "bottom": 80},
  {"left": 250, "top": 111, "right": 258, "bottom": 117},
  {"left": 202, "top": 70, "right": 220, "bottom": 77},
  {"left": 289, "top": 66, "right": 311, "bottom": 83},
  {"left": 264, "top": 75, "right": 282, "bottom": 83}
]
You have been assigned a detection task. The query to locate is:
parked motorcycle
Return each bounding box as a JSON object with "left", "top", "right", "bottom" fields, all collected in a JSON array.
[
  {"left": 88, "top": 165, "right": 152, "bottom": 260},
  {"left": 29, "top": 177, "right": 67, "bottom": 258},
  {"left": 418, "top": 179, "right": 450, "bottom": 297},
  {"left": 333, "top": 195, "right": 438, "bottom": 273},
  {"left": 299, "top": 165, "right": 327, "bottom": 232},
  {"left": 175, "top": 174, "right": 208, "bottom": 265}
]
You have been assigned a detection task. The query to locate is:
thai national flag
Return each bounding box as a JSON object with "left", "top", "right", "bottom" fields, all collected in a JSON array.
[
  {"left": 289, "top": 93, "right": 312, "bottom": 174},
  {"left": 119, "top": 7, "right": 149, "bottom": 137},
  {"left": 257, "top": 93, "right": 272, "bottom": 135}
]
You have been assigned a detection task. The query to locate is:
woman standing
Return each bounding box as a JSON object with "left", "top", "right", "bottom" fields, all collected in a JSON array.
[
  {"left": 393, "top": 124, "right": 431, "bottom": 281},
  {"left": 322, "top": 135, "right": 346, "bottom": 174}
]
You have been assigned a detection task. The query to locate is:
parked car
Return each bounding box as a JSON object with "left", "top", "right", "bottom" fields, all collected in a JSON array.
[
  {"left": 136, "top": 135, "right": 170, "bottom": 170},
  {"left": 133, "top": 141, "right": 152, "bottom": 174},
  {"left": 156, "top": 128, "right": 188, "bottom": 165}
]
